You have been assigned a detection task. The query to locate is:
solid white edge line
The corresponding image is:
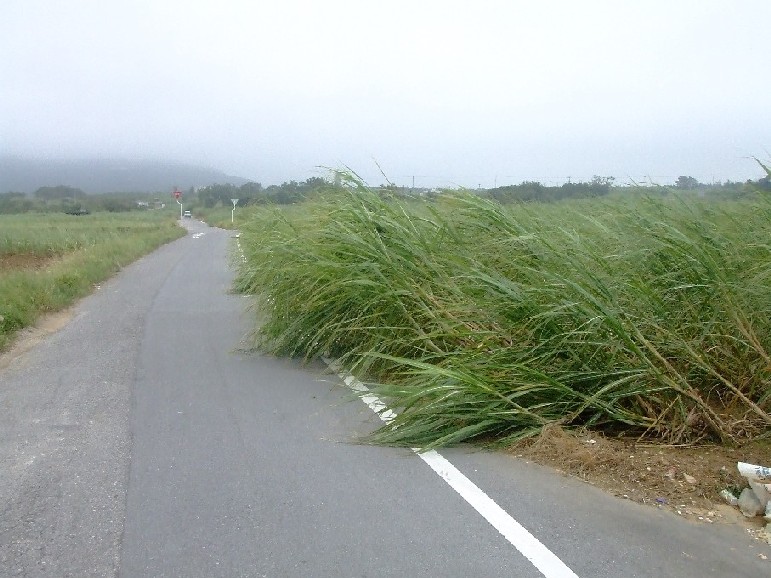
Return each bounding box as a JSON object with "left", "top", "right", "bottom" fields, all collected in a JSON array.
[
  {"left": 417, "top": 450, "right": 579, "bottom": 578},
  {"left": 325, "top": 358, "right": 579, "bottom": 578}
]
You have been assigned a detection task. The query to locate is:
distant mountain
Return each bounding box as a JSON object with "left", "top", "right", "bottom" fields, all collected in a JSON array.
[{"left": 0, "top": 157, "right": 250, "bottom": 194}]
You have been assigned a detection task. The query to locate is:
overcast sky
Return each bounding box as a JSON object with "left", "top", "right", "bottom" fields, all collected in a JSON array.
[{"left": 2, "top": 1, "right": 769, "bottom": 188}]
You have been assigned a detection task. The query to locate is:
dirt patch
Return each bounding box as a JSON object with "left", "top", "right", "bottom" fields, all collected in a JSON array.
[
  {"left": 0, "top": 252, "right": 58, "bottom": 271},
  {"left": 0, "top": 308, "right": 75, "bottom": 371},
  {"left": 510, "top": 426, "right": 770, "bottom": 536}
]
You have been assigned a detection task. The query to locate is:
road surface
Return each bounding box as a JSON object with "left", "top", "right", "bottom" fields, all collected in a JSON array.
[{"left": 1, "top": 218, "right": 769, "bottom": 577}]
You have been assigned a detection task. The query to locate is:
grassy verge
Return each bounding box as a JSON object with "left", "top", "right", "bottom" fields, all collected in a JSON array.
[
  {"left": 193, "top": 206, "right": 250, "bottom": 229},
  {"left": 236, "top": 185, "right": 771, "bottom": 449},
  {"left": 0, "top": 211, "right": 185, "bottom": 351}
]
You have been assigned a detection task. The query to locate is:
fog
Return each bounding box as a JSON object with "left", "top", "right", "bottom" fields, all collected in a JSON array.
[{"left": 2, "top": 0, "right": 769, "bottom": 187}]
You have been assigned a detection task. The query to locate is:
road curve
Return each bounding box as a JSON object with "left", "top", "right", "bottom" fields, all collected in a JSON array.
[{"left": 1, "top": 218, "right": 768, "bottom": 577}]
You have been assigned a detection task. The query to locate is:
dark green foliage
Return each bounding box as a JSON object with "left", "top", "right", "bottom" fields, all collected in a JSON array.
[
  {"left": 197, "top": 177, "right": 332, "bottom": 208},
  {"left": 485, "top": 177, "right": 614, "bottom": 203}
]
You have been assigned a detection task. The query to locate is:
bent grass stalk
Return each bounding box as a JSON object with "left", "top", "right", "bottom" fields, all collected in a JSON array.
[{"left": 236, "top": 180, "right": 771, "bottom": 447}]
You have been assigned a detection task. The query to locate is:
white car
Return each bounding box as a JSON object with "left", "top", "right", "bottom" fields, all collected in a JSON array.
[{"left": 183, "top": 211, "right": 192, "bottom": 219}]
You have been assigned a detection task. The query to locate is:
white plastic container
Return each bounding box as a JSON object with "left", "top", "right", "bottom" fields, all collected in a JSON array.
[{"left": 737, "top": 462, "right": 771, "bottom": 481}]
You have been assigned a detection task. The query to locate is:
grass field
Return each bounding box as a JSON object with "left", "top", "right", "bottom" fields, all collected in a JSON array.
[
  {"left": 192, "top": 206, "right": 247, "bottom": 229},
  {"left": 235, "top": 186, "right": 771, "bottom": 448},
  {"left": 0, "top": 211, "right": 185, "bottom": 351}
]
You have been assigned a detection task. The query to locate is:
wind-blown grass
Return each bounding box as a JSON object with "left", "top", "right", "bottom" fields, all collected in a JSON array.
[{"left": 236, "top": 183, "right": 771, "bottom": 448}]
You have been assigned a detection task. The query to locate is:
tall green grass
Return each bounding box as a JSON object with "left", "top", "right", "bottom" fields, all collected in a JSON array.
[
  {"left": 0, "top": 212, "right": 185, "bottom": 350},
  {"left": 236, "top": 184, "right": 771, "bottom": 447}
]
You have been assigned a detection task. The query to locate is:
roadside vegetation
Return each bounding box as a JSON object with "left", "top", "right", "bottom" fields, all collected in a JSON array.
[
  {"left": 192, "top": 206, "right": 242, "bottom": 230},
  {"left": 235, "top": 173, "right": 771, "bottom": 450},
  {"left": 0, "top": 211, "right": 184, "bottom": 351}
]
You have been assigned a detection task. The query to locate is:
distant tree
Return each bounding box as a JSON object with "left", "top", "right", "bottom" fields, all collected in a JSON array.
[
  {"left": 485, "top": 177, "right": 614, "bottom": 204},
  {"left": 197, "top": 183, "right": 240, "bottom": 207},
  {"left": 195, "top": 176, "right": 328, "bottom": 208},
  {"left": 587, "top": 175, "right": 614, "bottom": 196},
  {"left": 303, "top": 176, "right": 327, "bottom": 188},
  {"left": 237, "top": 181, "right": 265, "bottom": 204},
  {"left": 33, "top": 185, "right": 86, "bottom": 200},
  {"left": 591, "top": 175, "right": 615, "bottom": 188},
  {"left": 675, "top": 176, "right": 700, "bottom": 189},
  {"left": 0, "top": 191, "right": 26, "bottom": 200},
  {"left": 239, "top": 181, "right": 263, "bottom": 194},
  {"left": 270, "top": 181, "right": 302, "bottom": 204},
  {"left": 0, "top": 192, "right": 33, "bottom": 214}
]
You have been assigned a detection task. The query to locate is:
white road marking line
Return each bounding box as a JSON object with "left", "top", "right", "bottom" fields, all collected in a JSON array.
[
  {"left": 235, "top": 238, "right": 247, "bottom": 263},
  {"left": 418, "top": 451, "right": 578, "bottom": 578},
  {"left": 326, "top": 359, "right": 579, "bottom": 578}
]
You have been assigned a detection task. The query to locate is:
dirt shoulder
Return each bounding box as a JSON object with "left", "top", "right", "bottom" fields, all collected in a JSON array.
[
  {"left": 509, "top": 426, "right": 770, "bottom": 541},
  {"left": 0, "top": 308, "right": 75, "bottom": 370}
]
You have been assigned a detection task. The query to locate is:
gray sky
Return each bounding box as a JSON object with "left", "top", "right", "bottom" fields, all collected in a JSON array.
[{"left": 2, "top": 0, "right": 769, "bottom": 188}]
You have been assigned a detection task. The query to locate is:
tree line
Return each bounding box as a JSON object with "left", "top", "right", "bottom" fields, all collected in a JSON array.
[
  {"left": 481, "top": 174, "right": 771, "bottom": 204},
  {"left": 194, "top": 177, "right": 330, "bottom": 208},
  {"left": 2, "top": 167, "right": 769, "bottom": 215},
  {"left": 0, "top": 186, "right": 147, "bottom": 214}
]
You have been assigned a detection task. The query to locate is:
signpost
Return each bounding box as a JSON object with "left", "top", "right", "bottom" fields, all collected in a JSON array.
[
  {"left": 231, "top": 198, "right": 239, "bottom": 223},
  {"left": 174, "top": 188, "right": 182, "bottom": 219}
]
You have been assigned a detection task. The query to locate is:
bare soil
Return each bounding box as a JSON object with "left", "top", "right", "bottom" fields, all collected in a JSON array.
[
  {"left": 0, "top": 252, "right": 58, "bottom": 270},
  {"left": 509, "top": 425, "right": 771, "bottom": 541}
]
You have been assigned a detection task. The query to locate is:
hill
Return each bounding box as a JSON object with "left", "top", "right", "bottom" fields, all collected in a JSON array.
[{"left": 0, "top": 157, "right": 250, "bottom": 194}]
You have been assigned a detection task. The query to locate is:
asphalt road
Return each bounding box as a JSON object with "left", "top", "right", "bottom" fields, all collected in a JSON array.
[{"left": 1, "top": 218, "right": 769, "bottom": 577}]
